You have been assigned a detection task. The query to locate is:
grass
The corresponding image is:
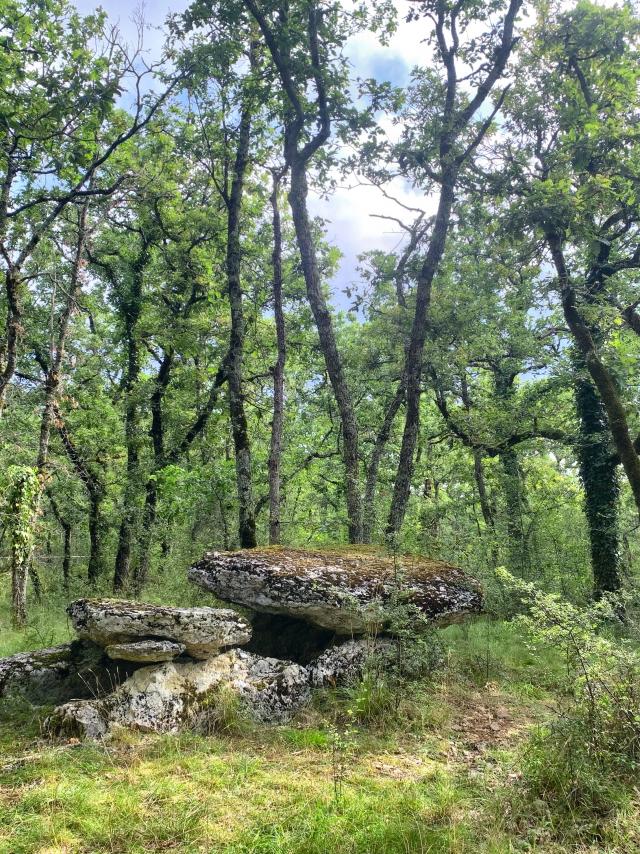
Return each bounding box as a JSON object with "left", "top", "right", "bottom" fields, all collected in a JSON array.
[{"left": 1, "top": 611, "right": 639, "bottom": 852}]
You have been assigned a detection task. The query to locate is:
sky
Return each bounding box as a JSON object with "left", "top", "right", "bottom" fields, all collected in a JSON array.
[{"left": 72, "top": 0, "right": 438, "bottom": 303}]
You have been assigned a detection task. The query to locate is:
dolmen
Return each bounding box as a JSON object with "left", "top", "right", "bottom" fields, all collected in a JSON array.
[{"left": 1, "top": 548, "right": 481, "bottom": 739}]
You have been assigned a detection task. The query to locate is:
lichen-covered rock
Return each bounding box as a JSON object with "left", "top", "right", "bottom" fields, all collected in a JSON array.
[
  {"left": 46, "top": 650, "right": 311, "bottom": 739},
  {"left": 105, "top": 639, "right": 186, "bottom": 663},
  {"left": 67, "top": 599, "right": 252, "bottom": 659},
  {"left": 48, "top": 699, "right": 109, "bottom": 740},
  {"left": 189, "top": 547, "right": 481, "bottom": 634},
  {"left": 309, "top": 638, "right": 396, "bottom": 687},
  {"left": 0, "top": 640, "right": 137, "bottom": 706}
]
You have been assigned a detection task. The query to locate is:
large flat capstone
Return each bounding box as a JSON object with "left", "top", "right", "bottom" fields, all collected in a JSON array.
[
  {"left": 188, "top": 547, "right": 482, "bottom": 634},
  {"left": 67, "top": 599, "right": 252, "bottom": 659}
]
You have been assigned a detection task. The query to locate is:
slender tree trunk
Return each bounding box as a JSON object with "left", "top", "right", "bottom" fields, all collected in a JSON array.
[
  {"left": 11, "top": 560, "right": 28, "bottom": 627},
  {"left": 288, "top": 159, "right": 363, "bottom": 542},
  {"left": 225, "top": 87, "right": 257, "bottom": 550},
  {"left": 473, "top": 450, "right": 495, "bottom": 530},
  {"left": 49, "top": 493, "right": 71, "bottom": 593},
  {"left": 54, "top": 401, "right": 106, "bottom": 584},
  {"left": 113, "top": 253, "right": 146, "bottom": 592},
  {"left": 133, "top": 349, "right": 173, "bottom": 593},
  {"left": 268, "top": 172, "right": 287, "bottom": 545},
  {"left": 362, "top": 383, "right": 405, "bottom": 543},
  {"left": 547, "top": 231, "right": 640, "bottom": 520},
  {"left": 9, "top": 468, "right": 38, "bottom": 627},
  {"left": 133, "top": 481, "right": 158, "bottom": 594},
  {"left": 387, "top": 172, "right": 457, "bottom": 538},
  {"left": 87, "top": 491, "right": 105, "bottom": 584},
  {"left": 114, "top": 402, "right": 139, "bottom": 591}
]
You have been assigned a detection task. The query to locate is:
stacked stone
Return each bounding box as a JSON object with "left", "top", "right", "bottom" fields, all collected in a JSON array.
[
  {"left": 1, "top": 548, "right": 482, "bottom": 740},
  {"left": 66, "top": 599, "right": 252, "bottom": 661}
]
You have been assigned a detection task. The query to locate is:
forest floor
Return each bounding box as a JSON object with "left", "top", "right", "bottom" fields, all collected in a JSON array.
[{"left": 1, "top": 613, "right": 639, "bottom": 853}]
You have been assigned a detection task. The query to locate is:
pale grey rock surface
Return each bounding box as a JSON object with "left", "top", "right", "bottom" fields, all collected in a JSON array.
[
  {"left": 67, "top": 599, "right": 252, "bottom": 659},
  {"left": 189, "top": 548, "right": 481, "bottom": 633},
  {"left": 47, "top": 649, "right": 311, "bottom": 738},
  {"left": 105, "top": 639, "right": 186, "bottom": 663},
  {"left": 0, "top": 640, "right": 136, "bottom": 705},
  {"left": 309, "top": 638, "right": 396, "bottom": 687}
]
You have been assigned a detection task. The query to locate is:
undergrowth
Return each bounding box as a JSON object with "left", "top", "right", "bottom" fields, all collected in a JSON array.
[{"left": 2, "top": 594, "right": 640, "bottom": 852}]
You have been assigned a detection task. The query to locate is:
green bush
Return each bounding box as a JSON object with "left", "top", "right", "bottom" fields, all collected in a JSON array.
[{"left": 498, "top": 569, "right": 640, "bottom": 814}]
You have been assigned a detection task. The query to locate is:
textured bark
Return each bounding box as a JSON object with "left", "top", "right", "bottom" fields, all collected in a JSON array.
[
  {"left": 574, "top": 365, "right": 621, "bottom": 595},
  {"left": 49, "top": 493, "right": 72, "bottom": 592},
  {"left": 473, "top": 450, "right": 495, "bottom": 530},
  {"left": 362, "top": 383, "right": 405, "bottom": 543},
  {"left": 225, "top": 70, "right": 256, "bottom": 549},
  {"left": 289, "top": 161, "right": 363, "bottom": 542},
  {"left": 268, "top": 171, "right": 287, "bottom": 545},
  {"left": 133, "top": 349, "right": 173, "bottom": 594},
  {"left": 387, "top": 174, "right": 457, "bottom": 537},
  {"left": 113, "top": 243, "right": 149, "bottom": 592}
]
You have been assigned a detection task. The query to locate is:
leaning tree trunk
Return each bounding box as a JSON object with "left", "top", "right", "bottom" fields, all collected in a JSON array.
[
  {"left": 574, "top": 359, "right": 621, "bottom": 595},
  {"left": 288, "top": 159, "right": 363, "bottom": 543},
  {"left": 547, "top": 232, "right": 640, "bottom": 521},
  {"left": 473, "top": 450, "right": 495, "bottom": 531},
  {"left": 268, "top": 171, "right": 287, "bottom": 545},
  {"left": 387, "top": 173, "right": 457, "bottom": 539},
  {"left": 54, "top": 401, "right": 106, "bottom": 585}
]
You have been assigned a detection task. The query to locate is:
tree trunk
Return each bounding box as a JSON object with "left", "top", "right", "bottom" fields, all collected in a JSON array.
[
  {"left": 87, "top": 491, "right": 104, "bottom": 584},
  {"left": 53, "top": 401, "right": 106, "bottom": 584},
  {"left": 500, "top": 447, "right": 527, "bottom": 573},
  {"left": 473, "top": 450, "right": 495, "bottom": 530},
  {"left": 288, "top": 159, "right": 363, "bottom": 542},
  {"left": 133, "top": 480, "right": 158, "bottom": 595},
  {"left": 113, "top": 250, "right": 146, "bottom": 592},
  {"left": 226, "top": 88, "right": 256, "bottom": 550},
  {"left": 387, "top": 172, "right": 457, "bottom": 538},
  {"left": 268, "top": 171, "right": 287, "bottom": 545},
  {"left": 547, "top": 231, "right": 640, "bottom": 520},
  {"left": 133, "top": 349, "right": 173, "bottom": 593},
  {"left": 0, "top": 268, "right": 23, "bottom": 415},
  {"left": 10, "top": 202, "right": 88, "bottom": 622},
  {"left": 49, "top": 493, "right": 71, "bottom": 593},
  {"left": 362, "top": 383, "right": 405, "bottom": 543},
  {"left": 574, "top": 360, "right": 621, "bottom": 595}
]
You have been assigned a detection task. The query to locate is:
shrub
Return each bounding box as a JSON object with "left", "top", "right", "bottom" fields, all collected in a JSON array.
[{"left": 497, "top": 568, "right": 640, "bottom": 814}]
